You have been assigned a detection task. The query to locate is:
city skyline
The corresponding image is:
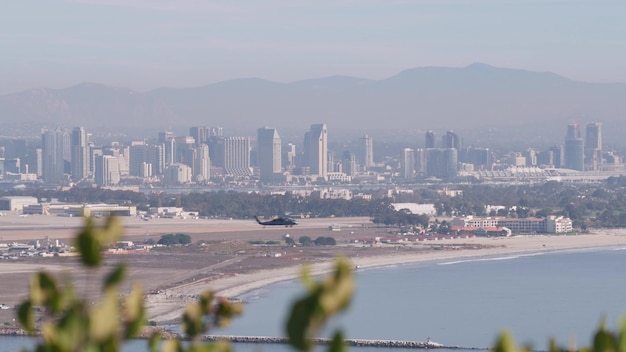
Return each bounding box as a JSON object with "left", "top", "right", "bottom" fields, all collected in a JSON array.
[{"left": 0, "top": 120, "right": 621, "bottom": 188}]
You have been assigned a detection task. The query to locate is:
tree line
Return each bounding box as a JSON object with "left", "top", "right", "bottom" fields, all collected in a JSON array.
[{"left": 9, "top": 175, "right": 626, "bottom": 229}]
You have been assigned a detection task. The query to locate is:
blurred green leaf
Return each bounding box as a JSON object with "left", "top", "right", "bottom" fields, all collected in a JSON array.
[
  {"left": 286, "top": 258, "right": 354, "bottom": 352},
  {"left": 328, "top": 330, "right": 347, "bottom": 352},
  {"left": 493, "top": 331, "right": 518, "bottom": 352},
  {"left": 593, "top": 326, "right": 616, "bottom": 352},
  {"left": 148, "top": 332, "right": 162, "bottom": 352},
  {"left": 104, "top": 263, "right": 127, "bottom": 291},
  {"left": 182, "top": 302, "right": 205, "bottom": 339},
  {"left": 89, "top": 290, "right": 120, "bottom": 342},
  {"left": 76, "top": 220, "right": 102, "bottom": 267},
  {"left": 124, "top": 283, "right": 146, "bottom": 339},
  {"left": 17, "top": 301, "right": 34, "bottom": 333}
]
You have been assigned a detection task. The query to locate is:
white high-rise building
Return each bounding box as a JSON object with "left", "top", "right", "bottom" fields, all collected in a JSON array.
[
  {"left": 194, "top": 144, "right": 211, "bottom": 182},
  {"left": 224, "top": 137, "right": 251, "bottom": 176},
  {"left": 257, "top": 127, "right": 282, "bottom": 182},
  {"left": 401, "top": 148, "right": 415, "bottom": 179},
  {"left": 361, "top": 134, "right": 374, "bottom": 169},
  {"left": 308, "top": 123, "right": 328, "bottom": 180}
]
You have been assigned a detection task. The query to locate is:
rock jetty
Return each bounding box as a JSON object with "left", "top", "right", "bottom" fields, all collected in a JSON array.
[{"left": 203, "top": 335, "right": 488, "bottom": 349}]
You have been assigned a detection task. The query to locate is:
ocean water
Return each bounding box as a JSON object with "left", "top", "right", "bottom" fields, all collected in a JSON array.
[{"left": 3, "top": 246, "right": 626, "bottom": 352}]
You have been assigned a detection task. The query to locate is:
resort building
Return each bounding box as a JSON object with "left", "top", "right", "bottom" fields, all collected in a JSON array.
[{"left": 451, "top": 215, "right": 573, "bottom": 234}]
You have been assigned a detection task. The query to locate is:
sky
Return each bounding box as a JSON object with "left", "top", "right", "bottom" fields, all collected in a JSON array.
[{"left": 1, "top": 0, "right": 625, "bottom": 94}]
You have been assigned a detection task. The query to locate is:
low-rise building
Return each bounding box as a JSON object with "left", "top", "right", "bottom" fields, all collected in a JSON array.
[
  {"left": 0, "top": 196, "right": 39, "bottom": 212},
  {"left": 452, "top": 215, "right": 572, "bottom": 234}
]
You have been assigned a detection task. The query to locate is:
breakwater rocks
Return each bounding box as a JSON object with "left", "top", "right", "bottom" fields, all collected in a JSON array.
[
  {"left": 203, "top": 335, "right": 488, "bottom": 349},
  {"left": 0, "top": 327, "right": 29, "bottom": 336}
]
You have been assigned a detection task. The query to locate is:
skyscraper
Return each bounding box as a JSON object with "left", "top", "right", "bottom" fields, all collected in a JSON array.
[
  {"left": 549, "top": 145, "right": 564, "bottom": 168},
  {"left": 425, "top": 148, "right": 458, "bottom": 180},
  {"left": 94, "top": 155, "right": 120, "bottom": 186},
  {"left": 564, "top": 123, "right": 584, "bottom": 171},
  {"left": 257, "top": 127, "right": 282, "bottom": 182},
  {"left": 193, "top": 144, "right": 210, "bottom": 182},
  {"left": 223, "top": 137, "right": 251, "bottom": 176},
  {"left": 585, "top": 122, "right": 602, "bottom": 170},
  {"left": 158, "top": 131, "right": 176, "bottom": 166},
  {"left": 189, "top": 126, "right": 210, "bottom": 147},
  {"left": 41, "top": 128, "right": 66, "bottom": 184},
  {"left": 361, "top": 134, "right": 374, "bottom": 169},
  {"left": 342, "top": 151, "right": 357, "bottom": 177},
  {"left": 308, "top": 123, "right": 328, "bottom": 180},
  {"left": 442, "top": 130, "right": 461, "bottom": 150},
  {"left": 283, "top": 143, "right": 296, "bottom": 171},
  {"left": 70, "top": 127, "right": 90, "bottom": 182},
  {"left": 425, "top": 130, "right": 436, "bottom": 148},
  {"left": 401, "top": 148, "right": 415, "bottom": 179}
]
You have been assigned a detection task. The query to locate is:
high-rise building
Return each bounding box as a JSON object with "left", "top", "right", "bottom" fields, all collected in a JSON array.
[
  {"left": 536, "top": 150, "right": 554, "bottom": 167},
  {"left": 425, "top": 130, "right": 436, "bottom": 148},
  {"left": 283, "top": 143, "right": 296, "bottom": 171},
  {"left": 257, "top": 127, "right": 282, "bottom": 182},
  {"left": 224, "top": 137, "right": 251, "bottom": 176},
  {"left": 158, "top": 131, "right": 176, "bottom": 166},
  {"left": 175, "top": 136, "right": 196, "bottom": 167},
  {"left": 94, "top": 155, "right": 120, "bottom": 186},
  {"left": 361, "top": 134, "right": 374, "bottom": 169},
  {"left": 564, "top": 123, "right": 584, "bottom": 171},
  {"left": 585, "top": 122, "right": 602, "bottom": 170},
  {"left": 70, "top": 127, "right": 90, "bottom": 182},
  {"left": 401, "top": 148, "right": 415, "bottom": 179},
  {"left": 442, "top": 130, "right": 461, "bottom": 150},
  {"left": 549, "top": 145, "right": 564, "bottom": 168},
  {"left": 425, "top": 148, "right": 458, "bottom": 180},
  {"left": 209, "top": 127, "right": 223, "bottom": 137},
  {"left": 523, "top": 148, "right": 537, "bottom": 166},
  {"left": 308, "top": 123, "right": 328, "bottom": 180},
  {"left": 460, "top": 147, "right": 492, "bottom": 170},
  {"left": 128, "top": 141, "right": 165, "bottom": 177},
  {"left": 342, "top": 151, "right": 358, "bottom": 177},
  {"left": 41, "top": 128, "right": 66, "bottom": 184},
  {"left": 208, "top": 136, "right": 225, "bottom": 169},
  {"left": 193, "top": 144, "right": 211, "bottom": 182},
  {"left": 24, "top": 146, "right": 42, "bottom": 177},
  {"left": 190, "top": 126, "right": 210, "bottom": 147},
  {"left": 163, "top": 163, "right": 192, "bottom": 185}
]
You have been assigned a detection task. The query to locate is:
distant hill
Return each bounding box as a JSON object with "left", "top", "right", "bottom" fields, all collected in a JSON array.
[{"left": 1, "top": 64, "right": 625, "bottom": 144}]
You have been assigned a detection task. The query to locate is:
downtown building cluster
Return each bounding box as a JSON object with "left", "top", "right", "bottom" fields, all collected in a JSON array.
[
  {"left": 399, "top": 122, "right": 620, "bottom": 182},
  {"left": 0, "top": 123, "right": 366, "bottom": 187},
  {"left": 0, "top": 121, "right": 622, "bottom": 188}
]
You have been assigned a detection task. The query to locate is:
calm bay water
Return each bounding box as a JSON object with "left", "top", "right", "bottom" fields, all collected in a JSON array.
[{"left": 3, "top": 246, "right": 626, "bottom": 351}]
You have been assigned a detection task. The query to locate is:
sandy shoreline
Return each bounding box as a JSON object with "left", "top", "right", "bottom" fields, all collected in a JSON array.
[{"left": 145, "top": 229, "right": 626, "bottom": 323}]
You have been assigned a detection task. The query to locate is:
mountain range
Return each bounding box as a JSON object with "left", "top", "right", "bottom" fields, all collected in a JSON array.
[{"left": 1, "top": 63, "right": 625, "bottom": 145}]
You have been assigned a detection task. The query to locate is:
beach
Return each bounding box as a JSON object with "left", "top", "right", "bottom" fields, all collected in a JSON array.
[
  {"left": 143, "top": 229, "right": 626, "bottom": 324},
  {"left": 2, "top": 213, "right": 626, "bottom": 326}
]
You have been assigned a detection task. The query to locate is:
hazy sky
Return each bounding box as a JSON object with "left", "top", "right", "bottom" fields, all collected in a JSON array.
[{"left": 2, "top": 0, "right": 625, "bottom": 94}]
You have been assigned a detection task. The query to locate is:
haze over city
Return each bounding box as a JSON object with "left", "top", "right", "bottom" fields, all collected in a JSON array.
[{"left": 2, "top": 0, "right": 626, "bottom": 95}]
